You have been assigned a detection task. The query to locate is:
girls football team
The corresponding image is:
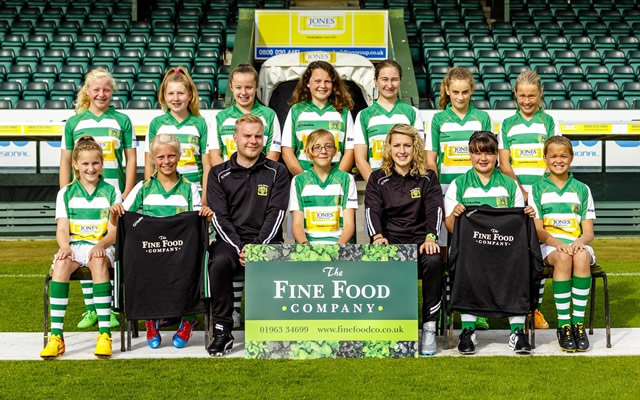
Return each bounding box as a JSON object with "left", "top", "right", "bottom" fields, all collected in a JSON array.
[{"left": 44, "top": 63, "right": 593, "bottom": 358}]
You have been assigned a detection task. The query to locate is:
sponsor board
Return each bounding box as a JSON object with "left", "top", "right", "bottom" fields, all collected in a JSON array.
[
  {"left": 245, "top": 244, "right": 418, "bottom": 359},
  {"left": 254, "top": 10, "right": 388, "bottom": 60}
]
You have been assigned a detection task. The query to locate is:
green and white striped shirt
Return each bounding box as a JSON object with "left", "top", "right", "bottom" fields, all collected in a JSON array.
[
  {"left": 146, "top": 112, "right": 208, "bottom": 191},
  {"left": 530, "top": 173, "right": 595, "bottom": 244},
  {"left": 425, "top": 104, "right": 492, "bottom": 191},
  {"left": 282, "top": 101, "right": 354, "bottom": 171},
  {"left": 444, "top": 168, "right": 523, "bottom": 216},
  {"left": 289, "top": 167, "right": 358, "bottom": 243},
  {"left": 352, "top": 100, "right": 425, "bottom": 170},
  {"left": 55, "top": 177, "right": 121, "bottom": 245},
  {"left": 62, "top": 107, "right": 136, "bottom": 192},
  {"left": 208, "top": 102, "right": 282, "bottom": 160},
  {"left": 499, "top": 109, "right": 561, "bottom": 193},
  {"left": 123, "top": 172, "right": 201, "bottom": 217}
]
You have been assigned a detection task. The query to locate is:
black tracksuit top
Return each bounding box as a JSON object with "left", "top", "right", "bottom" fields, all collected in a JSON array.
[
  {"left": 364, "top": 168, "right": 443, "bottom": 241},
  {"left": 207, "top": 153, "right": 290, "bottom": 253}
]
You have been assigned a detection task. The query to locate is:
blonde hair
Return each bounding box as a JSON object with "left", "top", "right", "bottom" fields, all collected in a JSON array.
[
  {"left": 304, "top": 129, "right": 335, "bottom": 161},
  {"left": 235, "top": 113, "right": 264, "bottom": 132},
  {"left": 149, "top": 133, "right": 181, "bottom": 158},
  {"left": 158, "top": 66, "right": 201, "bottom": 117},
  {"left": 74, "top": 68, "right": 116, "bottom": 114},
  {"left": 72, "top": 136, "right": 103, "bottom": 178},
  {"left": 381, "top": 124, "right": 427, "bottom": 177},
  {"left": 438, "top": 67, "right": 474, "bottom": 110},
  {"left": 514, "top": 70, "right": 544, "bottom": 110}
]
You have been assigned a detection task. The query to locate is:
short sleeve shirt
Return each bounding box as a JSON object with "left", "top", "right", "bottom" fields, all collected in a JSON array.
[
  {"left": 123, "top": 172, "right": 201, "bottom": 217},
  {"left": 281, "top": 101, "right": 354, "bottom": 171},
  {"left": 530, "top": 173, "right": 596, "bottom": 244},
  {"left": 289, "top": 167, "right": 358, "bottom": 243},
  {"left": 55, "top": 177, "right": 122, "bottom": 245},
  {"left": 62, "top": 107, "right": 136, "bottom": 192},
  {"left": 352, "top": 100, "right": 425, "bottom": 170},
  {"left": 146, "top": 112, "right": 208, "bottom": 191},
  {"left": 208, "top": 102, "right": 282, "bottom": 159}
]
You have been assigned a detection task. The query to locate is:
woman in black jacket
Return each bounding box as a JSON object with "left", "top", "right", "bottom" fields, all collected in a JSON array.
[{"left": 364, "top": 124, "right": 444, "bottom": 356}]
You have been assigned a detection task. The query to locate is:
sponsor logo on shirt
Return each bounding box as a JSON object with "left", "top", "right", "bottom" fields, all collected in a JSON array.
[
  {"left": 257, "top": 184, "right": 269, "bottom": 196},
  {"left": 108, "top": 128, "right": 121, "bottom": 139},
  {"left": 472, "top": 228, "right": 514, "bottom": 247},
  {"left": 329, "top": 120, "right": 343, "bottom": 131},
  {"left": 141, "top": 235, "right": 184, "bottom": 254},
  {"left": 410, "top": 188, "right": 421, "bottom": 199},
  {"left": 496, "top": 197, "right": 509, "bottom": 208}
]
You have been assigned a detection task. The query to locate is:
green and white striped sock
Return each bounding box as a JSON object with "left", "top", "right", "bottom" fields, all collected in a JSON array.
[
  {"left": 93, "top": 282, "right": 112, "bottom": 337},
  {"left": 80, "top": 280, "right": 95, "bottom": 312},
  {"left": 537, "top": 279, "right": 546, "bottom": 310},
  {"left": 50, "top": 281, "right": 69, "bottom": 338},
  {"left": 571, "top": 275, "right": 591, "bottom": 325},
  {"left": 233, "top": 277, "right": 244, "bottom": 313},
  {"left": 553, "top": 279, "right": 572, "bottom": 327}
]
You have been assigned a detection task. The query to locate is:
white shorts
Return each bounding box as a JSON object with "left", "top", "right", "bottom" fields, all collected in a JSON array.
[
  {"left": 540, "top": 244, "right": 596, "bottom": 265},
  {"left": 51, "top": 243, "right": 115, "bottom": 269}
]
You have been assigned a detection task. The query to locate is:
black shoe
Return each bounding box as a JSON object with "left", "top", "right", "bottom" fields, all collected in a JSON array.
[
  {"left": 208, "top": 331, "right": 234, "bottom": 356},
  {"left": 556, "top": 324, "right": 577, "bottom": 352},
  {"left": 508, "top": 327, "right": 531, "bottom": 355},
  {"left": 457, "top": 328, "right": 476, "bottom": 355},
  {"left": 573, "top": 322, "right": 589, "bottom": 352}
]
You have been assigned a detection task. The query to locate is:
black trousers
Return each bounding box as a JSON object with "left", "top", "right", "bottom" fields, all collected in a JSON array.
[
  {"left": 385, "top": 235, "right": 443, "bottom": 323},
  {"left": 208, "top": 240, "right": 243, "bottom": 332}
]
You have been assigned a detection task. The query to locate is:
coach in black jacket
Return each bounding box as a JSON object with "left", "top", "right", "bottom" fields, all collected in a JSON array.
[
  {"left": 206, "top": 114, "right": 289, "bottom": 356},
  {"left": 364, "top": 124, "right": 444, "bottom": 356}
]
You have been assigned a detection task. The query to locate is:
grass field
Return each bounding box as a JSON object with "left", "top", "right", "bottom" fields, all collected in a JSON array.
[{"left": 1, "top": 238, "right": 639, "bottom": 399}]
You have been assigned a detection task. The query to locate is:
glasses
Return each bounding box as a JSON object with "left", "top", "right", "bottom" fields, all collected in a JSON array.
[{"left": 311, "top": 144, "right": 336, "bottom": 154}]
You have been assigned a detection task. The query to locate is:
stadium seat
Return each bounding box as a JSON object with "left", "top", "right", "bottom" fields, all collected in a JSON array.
[
  {"left": 137, "top": 65, "right": 165, "bottom": 88},
  {"left": 549, "top": 99, "right": 574, "bottom": 109},
  {"left": 32, "top": 65, "right": 58, "bottom": 85},
  {"left": 476, "top": 49, "right": 500, "bottom": 71},
  {"left": 559, "top": 65, "right": 584, "bottom": 85},
  {"left": 67, "top": 49, "right": 91, "bottom": 70},
  {"left": 496, "top": 36, "right": 519, "bottom": 56},
  {"left": 527, "top": 50, "right": 551, "bottom": 70},
  {"left": 113, "top": 81, "right": 130, "bottom": 107},
  {"left": 14, "top": 99, "right": 40, "bottom": 109},
  {"left": 576, "top": 99, "right": 602, "bottom": 109},
  {"left": 470, "top": 35, "right": 494, "bottom": 51},
  {"left": 100, "top": 34, "right": 123, "bottom": 51},
  {"left": 446, "top": 35, "right": 471, "bottom": 50},
  {"left": 123, "top": 34, "right": 148, "bottom": 51},
  {"left": 198, "top": 35, "right": 224, "bottom": 53},
  {"left": 168, "top": 49, "right": 193, "bottom": 71},
  {"left": 585, "top": 66, "right": 611, "bottom": 85},
  {"left": 192, "top": 65, "right": 216, "bottom": 89},
  {"left": 92, "top": 49, "right": 117, "bottom": 70},
  {"left": 562, "top": 22, "right": 585, "bottom": 39},
  {"left": 22, "top": 81, "right": 48, "bottom": 105},
  {"left": 569, "top": 36, "right": 592, "bottom": 52},
  {"left": 507, "top": 65, "right": 530, "bottom": 85},
  {"left": 174, "top": 34, "right": 198, "bottom": 52},
  {"left": 604, "top": 99, "right": 629, "bottom": 109},
  {"left": 542, "top": 82, "right": 567, "bottom": 104},
  {"left": 521, "top": 36, "right": 544, "bottom": 52},
  {"left": 595, "top": 82, "right": 620, "bottom": 104},
  {"left": 58, "top": 65, "right": 85, "bottom": 87},
  {"left": 534, "top": 65, "right": 558, "bottom": 81},
  {"left": 593, "top": 36, "right": 617, "bottom": 56},
  {"left": 7, "top": 65, "right": 31, "bottom": 85},
  {"left": 481, "top": 65, "right": 506, "bottom": 86},
  {"left": 502, "top": 50, "right": 526, "bottom": 73},
  {"left": 577, "top": 50, "right": 602, "bottom": 68},
  {"left": 217, "top": 65, "right": 231, "bottom": 97},
  {"left": 617, "top": 36, "right": 639, "bottom": 51},
  {"left": 211, "top": 99, "right": 226, "bottom": 109},
  {"left": 421, "top": 35, "right": 445, "bottom": 54},
  {"left": 131, "top": 82, "right": 158, "bottom": 108},
  {"left": 569, "top": 82, "right": 594, "bottom": 107},
  {"left": 16, "top": 49, "right": 40, "bottom": 72},
  {"left": 0, "top": 81, "right": 21, "bottom": 106},
  {"left": 0, "top": 100, "right": 12, "bottom": 109},
  {"left": 450, "top": 50, "right": 475, "bottom": 66},
  {"left": 49, "top": 81, "right": 76, "bottom": 103},
  {"left": 127, "top": 99, "right": 153, "bottom": 109},
  {"left": 487, "top": 82, "right": 513, "bottom": 107},
  {"left": 621, "top": 82, "right": 640, "bottom": 104},
  {"left": 602, "top": 50, "right": 627, "bottom": 72},
  {"left": 109, "top": 98, "right": 125, "bottom": 109},
  {"left": 42, "top": 99, "right": 68, "bottom": 109},
  {"left": 611, "top": 66, "right": 636, "bottom": 88},
  {"left": 195, "top": 81, "right": 214, "bottom": 101},
  {"left": 632, "top": 100, "right": 640, "bottom": 109},
  {"left": 491, "top": 22, "right": 513, "bottom": 38},
  {"left": 425, "top": 50, "right": 450, "bottom": 66},
  {"left": 472, "top": 99, "right": 490, "bottom": 109},
  {"left": 608, "top": 22, "right": 631, "bottom": 37},
  {"left": 25, "top": 34, "right": 48, "bottom": 52},
  {"left": 40, "top": 49, "right": 66, "bottom": 69},
  {"left": 492, "top": 100, "right": 517, "bottom": 109},
  {"left": 544, "top": 36, "right": 569, "bottom": 55}
]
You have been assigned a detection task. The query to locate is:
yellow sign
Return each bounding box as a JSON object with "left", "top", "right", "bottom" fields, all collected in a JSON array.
[
  {"left": 255, "top": 10, "right": 388, "bottom": 60},
  {"left": 0, "top": 125, "right": 22, "bottom": 135},
  {"left": 23, "top": 125, "right": 64, "bottom": 135}
]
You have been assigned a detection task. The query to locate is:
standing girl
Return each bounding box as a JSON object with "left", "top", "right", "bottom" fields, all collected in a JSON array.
[
  {"left": 42, "top": 137, "right": 121, "bottom": 359},
  {"left": 289, "top": 129, "right": 357, "bottom": 244},
  {"left": 281, "top": 61, "right": 355, "bottom": 176},
  {"left": 530, "top": 136, "right": 595, "bottom": 352},
  {"left": 209, "top": 63, "right": 281, "bottom": 165},
  {"left": 113, "top": 134, "right": 213, "bottom": 349},
  {"left": 354, "top": 60, "right": 425, "bottom": 183},
  {"left": 425, "top": 66, "right": 492, "bottom": 330},
  {"left": 364, "top": 124, "right": 443, "bottom": 356},
  {"left": 499, "top": 71, "right": 561, "bottom": 329},
  {"left": 444, "top": 131, "right": 536, "bottom": 355},
  {"left": 144, "top": 66, "right": 210, "bottom": 205},
  {"left": 60, "top": 68, "right": 136, "bottom": 330}
]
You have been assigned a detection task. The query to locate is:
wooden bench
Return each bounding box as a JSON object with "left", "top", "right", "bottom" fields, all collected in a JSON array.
[
  {"left": 0, "top": 201, "right": 56, "bottom": 237},
  {"left": 594, "top": 201, "right": 640, "bottom": 235}
]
